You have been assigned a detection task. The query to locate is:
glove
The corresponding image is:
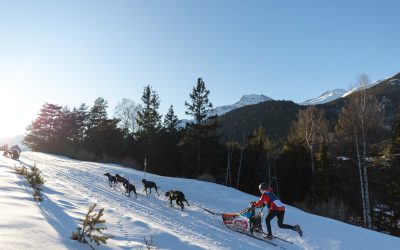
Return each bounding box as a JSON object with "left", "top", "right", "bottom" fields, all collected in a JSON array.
[{"left": 250, "top": 201, "right": 256, "bottom": 207}]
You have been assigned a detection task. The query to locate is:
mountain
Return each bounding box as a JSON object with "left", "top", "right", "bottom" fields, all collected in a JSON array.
[
  {"left": 300, "top": 73, "right": 399, "bottom": 105},
  {"left": 208, "top": 94, "right": 273, "bottom": 117},
  {"left": 300, "top": 89, "right": 347, "bottom": 105},
  {"left": 215, "top": 71, "right": 400, "bottom": 144},
  {"left": 178, "top": 94, "right": 273, "bottom": 128},
  {"left": 1, "top": 152, "right": 399, "bottom": 249}
]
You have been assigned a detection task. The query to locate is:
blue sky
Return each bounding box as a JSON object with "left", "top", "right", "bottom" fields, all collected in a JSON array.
[{"left": 0, "top": 0, "right": 399, "bottom": 137}]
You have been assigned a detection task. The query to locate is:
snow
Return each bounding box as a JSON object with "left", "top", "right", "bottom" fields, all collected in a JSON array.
[
  {"left": 300, "top": 89, "right": 347, "bottom": 106},
  {"left": 208, "top": 94, "right": 273, "bottom": 117},
  {"left": 300, "top": 72, "right": 400, "bottom": 105},
  {"left": 178, "top": 94, "right": 273, "bottom": 127},
  {"left": 1, "top": 151, "right": 400, "bottom": 250}
]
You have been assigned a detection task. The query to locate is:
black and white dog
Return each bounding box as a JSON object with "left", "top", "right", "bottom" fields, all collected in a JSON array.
[
  {"left": 141, "top": 179, "right": 159, "bottom": 196},
  {"left": 165, "top": 190, "right": 190, "bottom": 210},
  {"left": 104, "top": 173, "right": 117, "bottom": 187}
]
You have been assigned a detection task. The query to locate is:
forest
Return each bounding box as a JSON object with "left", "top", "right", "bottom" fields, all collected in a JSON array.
[{"left": 23, "top": 76, "right": 400, "bottom": 237}]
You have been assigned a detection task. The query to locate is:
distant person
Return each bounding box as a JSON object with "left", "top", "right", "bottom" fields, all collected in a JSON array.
[
  {"left": 10, "top": 145, "right": 21, "bottom": 160},
  {"left": 250, "top": 183, "right": 303, "bottom": 240}
]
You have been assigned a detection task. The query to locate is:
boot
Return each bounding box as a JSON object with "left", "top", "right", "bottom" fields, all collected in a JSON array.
[
  {"left": 294, "top": 225, "right": 303, "bottom": 237},
  {"left": 264, "top": 234, "right": 273, "bottom": 240}
]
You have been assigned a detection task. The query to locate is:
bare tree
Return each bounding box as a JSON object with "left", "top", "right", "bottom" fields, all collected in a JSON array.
[
  {"left": 290, "top": 106, "right": 329, "bottom": 175},
  {"left": 336, "top": 74, "right": 383, "bottom": 229},
  {"left": 236, "top": 141, "right": 245, "bottom": 189},
  {"left": 113, "top": 98, "right": 142, "bottom": 134}
]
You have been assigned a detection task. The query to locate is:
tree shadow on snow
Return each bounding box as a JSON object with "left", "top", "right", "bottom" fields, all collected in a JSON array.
[{"left": 37, "top": 191, "right": 83, "bottom": 248}]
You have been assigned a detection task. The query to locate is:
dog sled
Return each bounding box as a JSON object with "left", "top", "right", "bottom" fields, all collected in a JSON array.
[
  {"left": 222, "top": 206, "right": 263, "bottom": 234},
  {"left": 221, "top": 206, "right": 292, "bottom": 248},
  {"left": 3, "top": 145, "right": 21, "bottom": 160}
]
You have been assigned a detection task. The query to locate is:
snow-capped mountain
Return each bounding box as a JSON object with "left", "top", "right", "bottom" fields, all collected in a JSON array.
[
  {"left": 300, "top": 73, "right": 400, "bottom": 105},
  {"left": 341, "top": 79, "right": 383, "bottom": 98},
  {"left": 208, "top": 94, "right": 273, "bottom": 117},
  {"left": 178, "top": 94, "right": 272, "bottom": 127},
  {"left": 300, "top": 89, "right": 347, "bottom": 105}
]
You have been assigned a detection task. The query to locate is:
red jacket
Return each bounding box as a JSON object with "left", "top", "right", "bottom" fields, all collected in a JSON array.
[{"left": 253, "top": 191, "right": 285, "bottom": 211}]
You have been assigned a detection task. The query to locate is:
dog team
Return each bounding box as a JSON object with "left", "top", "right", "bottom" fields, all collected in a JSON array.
[{"left": 104, "top": 173, "right": 190, "bottom": 210}]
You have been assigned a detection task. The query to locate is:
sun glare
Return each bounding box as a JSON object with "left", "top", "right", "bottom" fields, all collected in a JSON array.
[{"left": 0, "top": 84, "right": 25, "bottom": 138}]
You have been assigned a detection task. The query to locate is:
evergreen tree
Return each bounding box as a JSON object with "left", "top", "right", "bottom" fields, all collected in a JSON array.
[
  {"left": 71, "top": 103, "right": 89, "bottom": 151},
  {"left": 246, "top": 126, "right": 273, "bottom": 186},
  {"left": 312, "top": 142, "right": 331, "bottom": 202},
  {"left": 135, "top": 85, "right": 162, "bottom": 172},
  {"left": 181, "top": 120, "right": 221, "bottom": 178},
  {"left": 84, "top": 98, "right": 125, "bottom": 160},
  {"left": 182, "top": 78, "right": 221, "bottom": 178},
  {"left": 163, "top": 105, "right": 179, "bottom": 132},
  {"left": 376, "top": 105, "right": 400, "bottom": 236},
  {"left": 24, "top": 103, "right": 63, "bottom": 152},
  {"left": 136, "top": 85, "right": 162, "bottom": 137},
  {"left": 71, "top": 203, "right": 109, "bottom": 246},
  {"left": 88, "top": 97, "right": 108, "bottom": 129},
  {"left": 277, "top": 138, "right": 312, "bottom": 203},
  {"left": 185, "top": 78, "right": 213, "bottom": 125}
]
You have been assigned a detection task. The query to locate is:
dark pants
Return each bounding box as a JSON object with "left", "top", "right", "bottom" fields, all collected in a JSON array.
[{"left": 265, "top": 210, "right": 294, "bottom": 235}]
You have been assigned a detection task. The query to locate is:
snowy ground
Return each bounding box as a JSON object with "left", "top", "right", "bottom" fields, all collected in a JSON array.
[{"left": 0, "top": 152, "right": 399, "bottom": 250}]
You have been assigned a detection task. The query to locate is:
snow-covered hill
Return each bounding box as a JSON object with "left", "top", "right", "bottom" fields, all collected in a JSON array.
[
  {"left": 300, "top": 89, "right": 347, "bottom": 106},
  {"left": 208, "top": 94, "right": 273, "bottom": 117},
  {"left": 1, "top": 152, "right": 399, "bottom": 250},
  {"left": 178, "top": 94, "right": 272, "bottom": 127},
  {"left": 300, "top": 73, "right": 400, "bottom": 105}
]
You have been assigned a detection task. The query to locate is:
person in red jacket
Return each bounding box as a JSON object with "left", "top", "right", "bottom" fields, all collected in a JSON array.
[{"left": 251, "top": 182, "right": 303, "bottom": 240}]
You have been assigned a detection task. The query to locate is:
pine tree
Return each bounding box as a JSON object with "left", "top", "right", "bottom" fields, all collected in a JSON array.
[
  {"left": 135, "top": 85, "right": 162, "bottom": 172},
  {"left": 185, "top": 78, "right": 213, "bottom": 125},
  {"left": 71, "top": 103, "right": 89, "bottom": 151},
  {"left": 24, "top": 103, "right": 63, "bottom": 152},
  {"left": 71, "top": 203, "right": 109, "bottom": 246},
  {"left": 163, "top": 105, "right": 179, "bottom": 132},
  {"left": 88, "top": 97, "right": 108, "bottom": 129},
  {"left": 382, "top": 105, "right": 400, "bottom": 236},
  {"left": 182, "top": 78, "right": 220, "bottom": 178},
  {"left": 277, "top": 138, "right": 312, "bottom": 203},
  {"left": 136, "top": 85, "right": 162, "bottom": 137},
  {"left": 247, "top": 126, "right": 273, "bottom": 186}
]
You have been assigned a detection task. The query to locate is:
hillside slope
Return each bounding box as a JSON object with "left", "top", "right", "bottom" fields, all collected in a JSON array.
[{"left": 1, "top": 152, "right": 399, "bottom": 249}]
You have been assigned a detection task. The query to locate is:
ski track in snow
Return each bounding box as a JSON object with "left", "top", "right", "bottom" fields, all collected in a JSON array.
[
  {"left": 20, "top": 153, "right": 296, "bottom": 250},
  {"left": 14, "top": 152, "right": 399, "bottom": 249}
]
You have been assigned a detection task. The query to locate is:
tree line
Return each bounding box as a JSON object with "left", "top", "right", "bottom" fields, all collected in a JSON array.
[{"left": 24, "top": 76, "right": 399, "bottom": 236}]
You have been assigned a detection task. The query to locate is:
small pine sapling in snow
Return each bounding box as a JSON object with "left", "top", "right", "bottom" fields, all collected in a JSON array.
[
  {"left": 14, "top": 164, "right": 28, "bottom": 176},
  {"left": 14, "top": 164, "right": 44, "bottom": 201},
  {"left": 26, "top": 165, "right": 44, "bottom": 189},
  {"left": 71, "top": 203, "right": 109, "bottom": 247}
]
